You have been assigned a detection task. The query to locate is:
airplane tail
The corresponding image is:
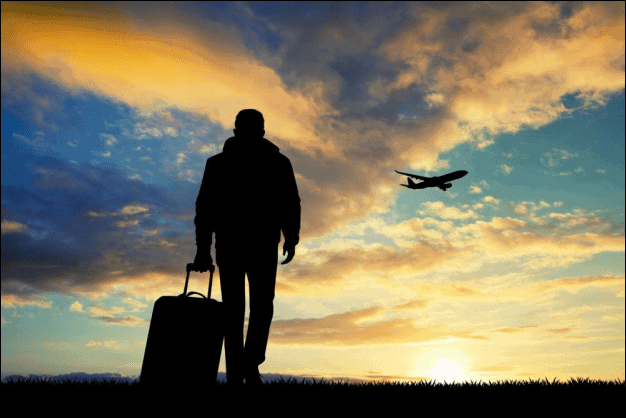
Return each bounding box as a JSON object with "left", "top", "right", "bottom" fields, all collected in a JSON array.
[{"left": 408, "top": 178, "right": 416, "bottom": 187}]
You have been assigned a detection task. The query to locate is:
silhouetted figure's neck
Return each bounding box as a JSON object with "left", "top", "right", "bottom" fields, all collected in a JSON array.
[{"left": 223, "top": 135, "right": 279, "bottom": 155}]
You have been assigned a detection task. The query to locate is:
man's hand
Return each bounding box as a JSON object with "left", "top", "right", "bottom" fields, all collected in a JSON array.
[
  {"left": 193, "top": 249, "right": 214, "bottom": 273},
  {"left": 281, "top": 242, "right": 296, "bottom": 265}
]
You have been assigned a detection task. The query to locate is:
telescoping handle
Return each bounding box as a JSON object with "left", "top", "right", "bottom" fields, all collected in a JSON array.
[{"left": 182, "top": 263, "right": 215, "bottom": 299}]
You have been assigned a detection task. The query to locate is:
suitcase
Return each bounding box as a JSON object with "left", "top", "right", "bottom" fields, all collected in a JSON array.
[{"left": 140, "top": 263, "right": 223, "bottom": 389}]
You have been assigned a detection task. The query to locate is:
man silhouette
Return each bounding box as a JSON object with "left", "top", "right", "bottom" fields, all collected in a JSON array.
[{"left": 193, "top": 109, "right": 301, "bottom": 385}]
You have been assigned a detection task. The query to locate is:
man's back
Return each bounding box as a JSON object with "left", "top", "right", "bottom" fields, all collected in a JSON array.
[{"left": 195, "top": 134, "right": 301, "bottom": 257}]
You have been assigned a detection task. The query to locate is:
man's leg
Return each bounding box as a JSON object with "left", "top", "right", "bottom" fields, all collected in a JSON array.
[
  {"left": 218, "top": 263, "right": 246, "bottom": 384},
  {"left": 245, "top": 247, "right": 278, "bottom": 371}
]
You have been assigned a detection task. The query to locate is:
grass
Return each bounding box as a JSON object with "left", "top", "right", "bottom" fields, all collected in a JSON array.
[
  {"left": 2, "top": 375, "right": 623, "bottom": 413},
  {"left": 3, "top": 374, "right": 623, "bottom": 392}
]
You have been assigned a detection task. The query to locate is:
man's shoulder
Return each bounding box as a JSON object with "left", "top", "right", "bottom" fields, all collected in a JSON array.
[
  {"left": 205, "top": 151, "right": 225, "bottom": 164},
  {"left": 275, "top": 150, "right": 293, "bottom": 166}
]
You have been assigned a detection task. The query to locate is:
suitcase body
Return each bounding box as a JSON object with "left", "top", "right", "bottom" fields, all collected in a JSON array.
[{"left": 140, "top": 263, "right": 223, "bottom": 388}]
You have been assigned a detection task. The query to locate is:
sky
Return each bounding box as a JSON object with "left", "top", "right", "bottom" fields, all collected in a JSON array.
[{"left": 1, "top": 1, "right": 624, "bottom": 383}]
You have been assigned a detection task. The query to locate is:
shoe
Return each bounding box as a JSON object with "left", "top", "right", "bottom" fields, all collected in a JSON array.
[
  {"left": 245, "top": 373, "right": 263, "bottom": 386},
  {"left": 245, "top": 366, "right": 263, "bottom": 386},
  {"left": 225, "top": 379, "right": 244, "bottom": 389},
  {"left": 225, "top": 372, "right": 244, "bottom": 388}
]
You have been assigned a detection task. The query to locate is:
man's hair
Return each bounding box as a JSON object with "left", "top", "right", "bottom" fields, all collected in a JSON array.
[{"left": 235, "top": 109, "right": 264, "bottom": 132}]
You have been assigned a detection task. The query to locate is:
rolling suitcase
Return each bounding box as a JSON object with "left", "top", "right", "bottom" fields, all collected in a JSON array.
[{"left": 140, "top": 263, "right": 223, "bottom": 389}]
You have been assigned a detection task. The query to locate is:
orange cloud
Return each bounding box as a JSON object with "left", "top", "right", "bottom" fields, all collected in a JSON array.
[
  {"left": 536, "top": 275, "right": 625, "bottom": 294},
  {"left": 492, "top": 326, "right": 540, "bottom": 333},
  {"left": 1, "top": 1, "right": 334, "bottom": 154},
  {"left": 119, "top": 205, "right": 149, "bottom": 215},
  {"left": 114, "top": 219, "right": 140, "bottom": 228},
  {"left": 99, "top": 316, "right": 146, "bottom": 326},
  {"left": 5, "top": 1, "right": 621, "bottom": 247},
  {"left": 269, "top": 306, "right": 451, "bottom": 346},
  {"left": 86, "top": 306, "right": 146, "bottom": 327},
  {"left": 419, "top": 201, "right": 479, "bottom": 220},
  {"left": 1, "top": 219, "right": 28, "bottom": 234},
  {"left": 0, "top": 293, "right": 52, "bottom": 308},
  {"left": 381, "top": 2, "right": 624, "bottom": 145},
  {"left": 392, "top": 299, "right": 428, "bottom": 310},
  {"left": 88, "top": 306, "right": 125, "bottom": 317},
  {"left": 69, "top": 301, "right": 84, "bottom": 312},
  {"left": 281, "top": 241, "right": 459, "bottom": 287}
]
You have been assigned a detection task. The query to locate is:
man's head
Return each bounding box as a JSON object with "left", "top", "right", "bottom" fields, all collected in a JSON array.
[{"left": 234, "top": 109, "right": 265, "bottom": 139}]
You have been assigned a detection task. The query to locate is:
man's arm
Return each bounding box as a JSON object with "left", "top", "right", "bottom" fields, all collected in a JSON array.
[
  {"left": 280, "top": 157, "right": 301, "bottom": 264},
  {"left": 193, "top": 158, "right": 216, "bottom": 270}
]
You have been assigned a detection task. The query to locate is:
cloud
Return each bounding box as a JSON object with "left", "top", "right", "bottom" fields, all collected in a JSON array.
[
  {"left": 88, "top": 306, "right": 125, "bottom": 317},
  {"left": 114, "top": 220, "right": 140, "bottom": 228},
  {"left": 85, "top": 340, "right": 123, "bottom": 350},
  {"left": 100, "top": 134, "right": 117, "bottom": 146},
  {"left": 281, "top": 241, "right": 460, "bottom": 287},
  {"left": 513, "top": 200, "right": 551, "bottom": 218},
  {"left": 1, "top": 219, "right": 28, "bottom": 234},
  {"left": 1, "top": 2, "right": 332, "bottom": 154},
  {"left": 279, "top": 212, "right": 623, "bottom": 290},
  {"left": 541, "top": 148, "right": 579, "bottom": 167},
  {"left": 69, "top": 301, "right": 84, "bottom": 312},
  {"left": 392, "top": 300, "right": 428, "bottom": 310},
  {"left": 418, "top": 201, "right": 479, "bottom": 220},
  {"left": 123, "top": 298, "right": 147, "bottom": 312},
  {"left": 541, "top": 208, "right": 620, "bottom": 232},
  {"left": 269, "top": 306, "right": 456, "bottom": 346},
  {"left": 0, "top": 293, "right": 52, "bottom": 309},
  {"left": 536, "top": 275, "right": 625, "bottom": 294},
  {"left": 87, "top": 306, "right": 145, "bottom": 327},
  {"left": 469, "top": 185, "right": 483, "bottom": 194},
  {"left": 32, "top": 167, "right": 90, "bottom": 190},
  {"left": 491, "top": 325, "right": 540, "bottom": 334},
  {"left": 483, "top": 196, "right": 500, "bottom": 205},
  {"left": 500, "top": 164, "right": 513, "bottom": 175},
  {"left": 98, "top": 316, "right": 146, "bottom": 326},
  {"left": 514, "top": 203, "right": 528, "bottom": 215},
  {"left": 164, "top": 127, "right": 178, "bottom": 137},
  {"left": 199, "top": 144, "right": 217, "bottom": 154},
  {"left": 601, "top": 312, "right": 625, "bottom": 321},
  {"left": 1, "top": 2, "right": 624, "bottom": 310},
  {"left": 1, "top": 155, "right": 191, "bottom": 302},
  {"left": 2, "top": 1, "right": 624, "bottom": 245},
  {"left": 119, "top": 205, "right": 149, "bottom": 216},
  {"left": 475, "top": 216, "right": 527, "bottom": 231}
]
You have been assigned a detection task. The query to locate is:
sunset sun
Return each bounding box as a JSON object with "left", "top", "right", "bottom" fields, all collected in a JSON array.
[{"left": 427, "top": 357, "right": 472, "bottom": 383}]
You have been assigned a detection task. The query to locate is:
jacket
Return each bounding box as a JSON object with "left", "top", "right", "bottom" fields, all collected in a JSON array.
[{"left": 194, "top": 135, "right": 301, "bottom": 253}]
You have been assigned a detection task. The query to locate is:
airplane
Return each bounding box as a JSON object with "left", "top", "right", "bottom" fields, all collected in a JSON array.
[{"left": 395, "top": 169, "right": 468, "bottom": 191}]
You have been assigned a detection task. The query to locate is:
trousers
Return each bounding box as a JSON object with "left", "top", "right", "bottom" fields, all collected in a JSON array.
[{"left": 216, "top": 243, "right": 278, "bottom": 382}]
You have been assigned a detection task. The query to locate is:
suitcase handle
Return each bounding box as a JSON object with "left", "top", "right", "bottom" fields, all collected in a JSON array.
[
  {"left": 185, "top": 291, "right": 206, "bottom": 298},
  {"left": 181, "top": 263, "right": 215, "bottom": 299}
]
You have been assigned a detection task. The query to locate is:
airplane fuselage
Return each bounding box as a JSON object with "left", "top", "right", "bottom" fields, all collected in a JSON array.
[
  {"left": 398, "top": 170, "right": 468, "bottom": 190},
  {"left": 436, "top": 170, "right": 468, "bottom": 183}
]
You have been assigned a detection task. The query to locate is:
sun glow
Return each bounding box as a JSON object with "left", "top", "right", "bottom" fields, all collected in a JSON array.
[{"left": 427, "top": 357, "right": 472, "bottom": 383}]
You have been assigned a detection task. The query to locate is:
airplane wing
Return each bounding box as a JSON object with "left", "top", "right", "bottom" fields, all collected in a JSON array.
[{"left": 395, "top": 170, "right": 432, "bottom": 181}]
